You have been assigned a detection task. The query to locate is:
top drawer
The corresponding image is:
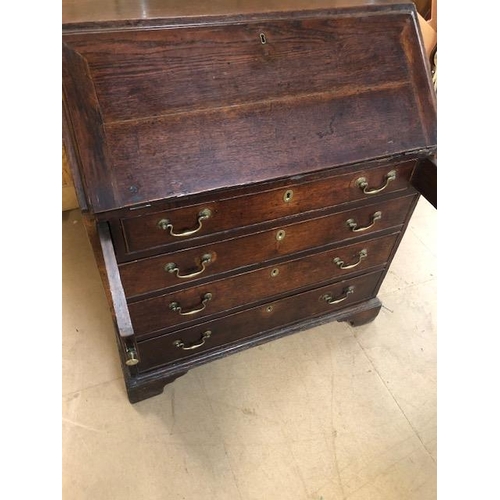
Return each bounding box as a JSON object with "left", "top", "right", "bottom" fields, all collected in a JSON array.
[{"left": 118, "top": 161, "right": 415, "bottom": 256}]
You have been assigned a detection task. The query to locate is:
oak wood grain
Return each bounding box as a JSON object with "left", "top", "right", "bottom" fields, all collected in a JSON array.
[
  {"left": 62, "top": 1, "right": 436, "bottom": 403},
  {"left": 136, "top": 270, "right": 383, "bottom": 369},
  {"left": 105, "top": 85, "right": 426, "bottom": 211},
  {"left": 119, "top": 194, "right": 416, "bottom": 299},
  {"left": 127, "top": 233, "right": 398, "bottom": 334},
  {"left": 63, "top": 6, "right": 436, "bottom": 213},
  {"left": 65, "top": 15, "right": 410, "bottom": 123},
  {"left": 119, "top": 161, "right": 415, "bottom": 255}
]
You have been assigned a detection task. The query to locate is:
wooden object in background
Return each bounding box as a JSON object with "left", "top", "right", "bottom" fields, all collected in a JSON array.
[
  {"left": 63, "top": 0, "right": 437, "bottom": 403},
  {"left": 416, "top": 0, "right": 436, "bottom": 60}
]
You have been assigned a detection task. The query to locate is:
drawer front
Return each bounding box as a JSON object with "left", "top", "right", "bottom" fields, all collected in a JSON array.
[
  {"left": 136, "top": 270, "right": 384, "bottom": 371},
  {"left": 120, "top": 194, "right": 416, "bottom": 298},
  {"left": 129, "top": 232, "right": 399, "bottom": 334},
  {"left": 120, "top": 161, "right": 415, "bottom": 255}
]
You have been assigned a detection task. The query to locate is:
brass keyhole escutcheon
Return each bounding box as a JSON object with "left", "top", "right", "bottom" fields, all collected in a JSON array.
[
  {"left": 260, "top": 33, "right": 267, "bottom": 44},
  {"left": 276, "top": 229, "right": 286, "bottom": 241},
  {"left": 266, "top": 305, "right": 274, "bottom": 313},
  {"left": 283, "top": 190, "right": 294, "bottom": 203},
  {"left": 271, "top": 268, "right": 279, "bottom": 277}
]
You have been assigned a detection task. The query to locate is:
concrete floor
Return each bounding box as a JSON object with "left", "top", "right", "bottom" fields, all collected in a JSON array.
[{"left": 62, "top": 197, "right": 436, "bottom": 500}]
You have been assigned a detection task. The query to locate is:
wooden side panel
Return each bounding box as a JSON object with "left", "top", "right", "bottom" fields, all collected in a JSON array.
[
  {"left": 62, "top": 43, "right": 117, "bottom": 212},
  {"left": 400, "top": 14, "right": 437, "bottom": 144},
  {"left": 410, "top": 157, "right": 436, "bottom": 208}
]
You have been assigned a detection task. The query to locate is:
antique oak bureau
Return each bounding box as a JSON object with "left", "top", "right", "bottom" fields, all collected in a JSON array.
[{"left": 62, "top": 0, "right": 436, "bottom": 403}]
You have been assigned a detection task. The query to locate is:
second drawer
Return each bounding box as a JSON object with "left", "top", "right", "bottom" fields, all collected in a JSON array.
[{"left": 129, "top": 233, "right": 398, "bottom": 336}]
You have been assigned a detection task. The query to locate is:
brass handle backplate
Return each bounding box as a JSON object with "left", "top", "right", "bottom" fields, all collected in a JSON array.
[
  {"left": 356, "top": 170, "right": 396, "bottom": 194},
  {"left": 173, "top": 330, "right": 212, "bottom": 350},
  {"left": 333, "top": 249, "right": 368, "bottom": 270},
  {"left": 169, "top": 292, "right": 213, "bottom": 316},
  {"left": 346, "top": 211, "right": 382, "bottom": 232},
  {"left": 165, "top": 253, "right": 212, "bottom": 279},
  {"left": 157, "top": 208, "right": 212, "bottom": 237},
  {"left": 321, "top": 286, "right": 355, "bottom": 305}
]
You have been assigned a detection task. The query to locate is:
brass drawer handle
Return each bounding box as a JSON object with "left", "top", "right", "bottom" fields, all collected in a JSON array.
[
  {"left": 169, "top": 292, "right": 213, "bottom": 316},
  {"left": 164, "top": 253, "right": 212, "bottom": 279},
  {"left": 321, "top": 286, "right": 355, "bottom": 305},
  {"left": 173, "top": 330, "right": 212, "bottom": 350},
  {"left": 356, "top": 170, "right": 396, "bottom": 194},
  {"left": 346, "top": 211, "right": 382, "bottom": 232},
  {"left": 333, "top": 249, "right": 368, "bottom": 270},
  {"left": 157, "top": 208, "right": 212, "bottom": 237}
]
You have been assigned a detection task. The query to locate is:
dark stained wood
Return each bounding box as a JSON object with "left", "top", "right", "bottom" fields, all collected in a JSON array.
[
  {"left": 64, "top": 16, "right": 411, "bottom": 123},
  {"left": 62, "top": 43, "right": 117, "bottom": 212},
  {"left": 62, "top": 101, "right": 88, "bottom": 212},
  {"left": 410, "top": 157, "right": 437, "bottom": 208},
  {"left": 63, "top": 0, "right": 414, "bottom": 29},
  {"left": 338, "top": 297, "right": 382, "bottom": 326},
  {"left": 62, "top": 1, "right": 436, "bottom": 402},
  {"left": 102, "top": 84, "right": 427, "bottom": 211},
  {"left": 125, "top": 371, "right": 188, "bottom": 404},
  {"left": 136, "top": 270, "right": 383, "bottom": 368},
  {"left": 119, "top": 194, "right": 416, "bottom": 296},
  {"left": 127, "top": 233, "right": 398, "bottom": 334},
  {"left": 119, "top": 161, "right": 415, "bottom": 255},
  {"left": 100, "top": 152, "right": 424, "bottom": 221},
  {"left": 97, "top": 223, "right": 135, "bottom": 337},
  {"left": 400, "top": 14, "right": 437, "bottom": 144},
  {"left": 124, "top": 295, "right": 386, "bottom": 403},
  {"left": 62, "top": 4, "right": 436, "bottom": 214}
]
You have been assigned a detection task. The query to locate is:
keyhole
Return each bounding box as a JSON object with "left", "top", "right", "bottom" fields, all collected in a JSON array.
[
  {"left": 260, "top": 33, "right": 267, "bottom": 44},
  {"left": 283, "top": 190, "right": 294, "bottom": 203}
]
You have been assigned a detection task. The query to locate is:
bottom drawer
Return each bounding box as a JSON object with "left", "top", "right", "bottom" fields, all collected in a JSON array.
[{"left": 136, "top": 270, "right": 384, "bottom": 372}]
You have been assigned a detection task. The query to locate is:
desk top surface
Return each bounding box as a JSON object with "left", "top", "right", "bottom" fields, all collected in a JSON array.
[{"left": 63, "top": 0, "right": 413, "bottom": 29}]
